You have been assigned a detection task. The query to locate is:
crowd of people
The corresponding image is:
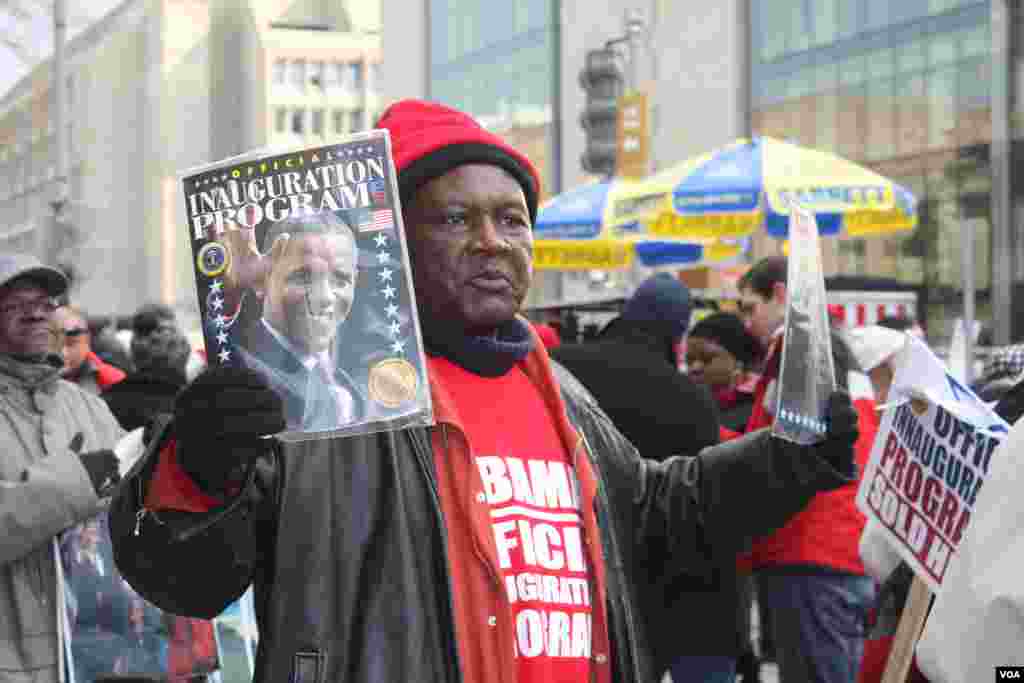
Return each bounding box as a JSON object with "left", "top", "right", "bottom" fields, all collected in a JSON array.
[{"left": 2, "top": 98, "right": 1023, "bottom": 683}]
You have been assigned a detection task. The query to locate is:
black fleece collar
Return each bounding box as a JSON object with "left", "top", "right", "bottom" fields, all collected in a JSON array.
[{"left": 423, "top": 317, "right": 534, "bottom": 378}]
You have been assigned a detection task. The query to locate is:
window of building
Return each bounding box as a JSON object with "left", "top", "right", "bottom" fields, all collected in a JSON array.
[
  {"left": 349, "top": 61, "right": 364, "bottom": 90},
  {"left": 334, "top": 62, "right": 347, "bottom": 89},
  {"left": 309, "top": 61, "right": 324, "bottom": 89},
  {"left": 836, "top": 1, "right": 861, "bottom": 40},
  {"left": 371, "top": 63, "right": 382, "bottom": 90},
  {"left": 324, "top": 61, "right": 340, "bottom": 87},
  {"left": 273, "top": 59, "right": 287, "bottom": 84},
  {"left": 290, "top": 59, "right": 307, "bottom": 88},
  {"left": 838, "top": 53, "right": 866, "bottom": 87},
  {"left": 897, "top": 39, "right": 927, "bottom": 74},
  {"left": 956, "top": 58, "right": 992, "bottom": 147},
  {"left": 866, "top": 0, "right": 893, "bottom": 32},
  {"left": 291, "top": 109, "right": 305, "bottom": 135},
  {"left": 816, "top": 91, "right": 839, "bottom": 153},
  {"left": 839, "top": 238, "right": 866, "bottom": 273},
  {"left": 959, "top": 23, "right": 989, "bottom": 60},
  {"left": 835, "top": 84, "right": 866, "bottom": 161},
  {"left": 928, "top": 67, "right": 957, "bottom": 148},
  {"left": 929, "top": 34, "right": 957, "bottom": 68},
  {"left": 929, "top": 0, "right": 960, "bottom": 15},
  {"left": 275, "top": 107, "right": 288, "bottom": 133},
  {"left": 811, "top": 0, "right": 838, "bottom": 47},
  {"left": 312, "top": 109, "right": 324, "bottom": 136},
  {"left": 895, "top": 73, "right": 928, "bottom": 156},
  {"left": 865, "top": 78, "right": 896, "bottom": 160},
  {"left": 349, "top": 108, "right": 364, "bottom": 131},
  {"left": 333, "top": 109, "right": 345, "bottom": 134}
]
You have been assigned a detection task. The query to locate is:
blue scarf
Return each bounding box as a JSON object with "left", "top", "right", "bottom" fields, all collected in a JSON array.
[{"left": 423, "top": 317, "right": 534, "bottom": 377}]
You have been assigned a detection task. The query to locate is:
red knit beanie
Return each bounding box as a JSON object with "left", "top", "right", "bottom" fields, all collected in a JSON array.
[{"left": 375, "top": 99, "right": 542, "bottom": 223}]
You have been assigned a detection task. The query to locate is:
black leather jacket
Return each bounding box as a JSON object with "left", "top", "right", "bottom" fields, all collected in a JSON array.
[{"left": 109, "top": 378, "right": 850, "bottom": 683}]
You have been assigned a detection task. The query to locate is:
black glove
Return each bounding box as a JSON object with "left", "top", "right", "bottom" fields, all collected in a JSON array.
[
  {"left": 774, "top": 390, "right": 860, "bottom": 477},
  {"left": 173, "top": 366, "right": 285, "bottom": 493},
  {"left": 79, "top": 450, "right": 121, "bottom": 496}
]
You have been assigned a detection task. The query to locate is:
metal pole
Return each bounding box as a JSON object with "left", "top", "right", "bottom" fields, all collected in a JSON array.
[
  {"left": 551, "top": 0, "right": 563, "bottom": 195},
  {"left": 990, "top": 0, "right": 1012, "bottom": 345},
  {"left": 624, "top": 9, "right": 640, "bottom": 92},
  {"left": 962, "top": 207, "right": 975, "bottom": 385},
  {"left": 51, "top": 0, "right": 68, "bottom": 256},
  {"left": 738, "top": 0, "right": 752, "bottom": 140}
]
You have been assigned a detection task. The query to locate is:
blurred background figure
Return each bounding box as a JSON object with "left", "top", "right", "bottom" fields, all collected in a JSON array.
[
  {"left": 683, "top": 311, "right": 765, "bottom": 682},
  {"left": 55, "top": 304, "right": 125, "bottom": 394},
  {"left": 974, "top": 342, "right": 1024, "bottom": 404},
  {"left": 553, "top": 273, "right": 728, "bottom": 682},
  {"left": 876, "top": 315, "right": 926, "bottom": 340},
  {"left": 844, "top": 324, "right": 927, "bottom": 683},
  {"left": 91, "top": 320, "right": 136, "bottom": 376},
  {"left": 102, "top": 304, "right": 192, "bottom": 431},
  {"left": 685, "top": 312, "right": 763, "bottom": 437},
  {"left": 737, "top": 256, "right": 877, "bottom": 683},
  {"left": 844, "top": 325, "right": 907, "bottom": 406}
]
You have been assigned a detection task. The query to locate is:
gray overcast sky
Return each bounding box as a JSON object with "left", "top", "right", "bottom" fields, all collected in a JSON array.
[{"left": 0, "top": 1, "right": 124, "bottom": 99}]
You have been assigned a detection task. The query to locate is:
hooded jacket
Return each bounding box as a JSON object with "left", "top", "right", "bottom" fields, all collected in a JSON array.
[
  {"left": 552, "top": 273, "right": 719, "bottom": 464},
  {"left": 0, "top": 354, "right": 122, "bottom": 679},
  {"left": 109, "top": 337, "right": 851, "bottom": 683},
  {"left": 102, "top": 367, "right": 188, "bottom": 432}
]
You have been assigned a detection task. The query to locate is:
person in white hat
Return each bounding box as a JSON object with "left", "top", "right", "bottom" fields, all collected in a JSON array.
[
  {"left": 845, "top": 325, "right": 907, "bottom": 406},
  {"left": 0, "top": 253, "right": 124, "bottom": 682}
]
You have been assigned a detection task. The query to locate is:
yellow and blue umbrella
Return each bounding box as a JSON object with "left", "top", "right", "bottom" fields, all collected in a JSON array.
[
  {"left": 611, "top": 137, "right": 918, "bottom": 242},
  {"left": 534, "top": 180, "right": 746, "bottom": 271}
]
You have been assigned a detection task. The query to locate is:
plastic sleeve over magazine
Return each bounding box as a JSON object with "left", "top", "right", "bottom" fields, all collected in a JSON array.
[{"left": 177, "top": 130, "right": 434, "bottom": 443}]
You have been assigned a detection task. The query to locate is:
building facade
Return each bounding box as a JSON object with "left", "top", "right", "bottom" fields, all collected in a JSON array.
[
  {"left": 382, "top": 0, "right": 1023, "bottom": 339},
  {"left": 0, "top": 0, "right": 382, "bottom": 329}
]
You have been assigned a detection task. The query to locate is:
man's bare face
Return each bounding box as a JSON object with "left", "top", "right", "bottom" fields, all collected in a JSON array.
[
  {"left": 0, "top": 282, "right": 58, "bottom": 356},
  {"left": 738, "top": 285, "right": 786, "bottom": 346},
  {"left": 263, "top": 231, "right": 357, "bottom": 355},
  {"left": 56, "top": 307, "right": 90, "bottom": 371},
  {"left": 404, "top": 164, "right": 533, "bottom": 335}
]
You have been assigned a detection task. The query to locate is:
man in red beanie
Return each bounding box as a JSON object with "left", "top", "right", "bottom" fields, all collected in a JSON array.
[{"left": 110, "top": 100, "right": 861, "bottom": 683}]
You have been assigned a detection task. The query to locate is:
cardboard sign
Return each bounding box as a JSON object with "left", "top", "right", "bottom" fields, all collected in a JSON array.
[{"left": 856, "top": 336, "right": 1009, "bottom": 592}]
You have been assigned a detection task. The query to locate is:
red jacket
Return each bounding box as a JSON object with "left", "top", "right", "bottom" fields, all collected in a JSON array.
[
  {"left": 86, "top": 350, "right": 126, "bottom": 390},
  {"left": 739, "top": 342, "right": 878, "bottom": 575}
]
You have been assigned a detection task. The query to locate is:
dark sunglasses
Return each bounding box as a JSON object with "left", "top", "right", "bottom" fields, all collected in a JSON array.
[{"left": 63, "top": 327, "right": 89, "bottom": 338}]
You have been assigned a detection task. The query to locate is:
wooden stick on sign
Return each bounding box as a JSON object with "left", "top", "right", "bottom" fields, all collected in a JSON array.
[{"left": 880, "top": 576, "right": 933, "bottom": 683}]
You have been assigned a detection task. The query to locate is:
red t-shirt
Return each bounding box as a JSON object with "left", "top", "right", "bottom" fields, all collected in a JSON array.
[{"left": 430, "top": 358, "right": 593, "bottom": 683}]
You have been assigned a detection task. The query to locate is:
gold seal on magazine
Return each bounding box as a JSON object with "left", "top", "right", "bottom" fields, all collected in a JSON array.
[
  {"left": 196, "top": 241, "right": 230, "bottom": 278},
  {"left": 368, "top": 358, "right": 419, "bottom": 408}
]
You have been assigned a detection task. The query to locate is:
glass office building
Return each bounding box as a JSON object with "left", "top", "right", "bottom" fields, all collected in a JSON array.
[
  {"left": 428, "top": 0, "right": 558, "bottom": 194},
  {"left": 750, "top": 0, "right": 1009, "bottom": 335}
]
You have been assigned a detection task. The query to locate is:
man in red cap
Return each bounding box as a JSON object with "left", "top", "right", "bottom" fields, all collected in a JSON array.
[{"left": 110, "top": 100, "right": 860, "bottom": 683}]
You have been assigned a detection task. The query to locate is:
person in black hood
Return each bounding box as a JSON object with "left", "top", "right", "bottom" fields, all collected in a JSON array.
[
  {"left": 102, "top": 304, "right": 191, "bottom": 431},
  {"left": 553, "top": 273, "right": 720, "bottom": 460},
  {"left": 553, "top": 273, "right": 741, "bottom": 681}
]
